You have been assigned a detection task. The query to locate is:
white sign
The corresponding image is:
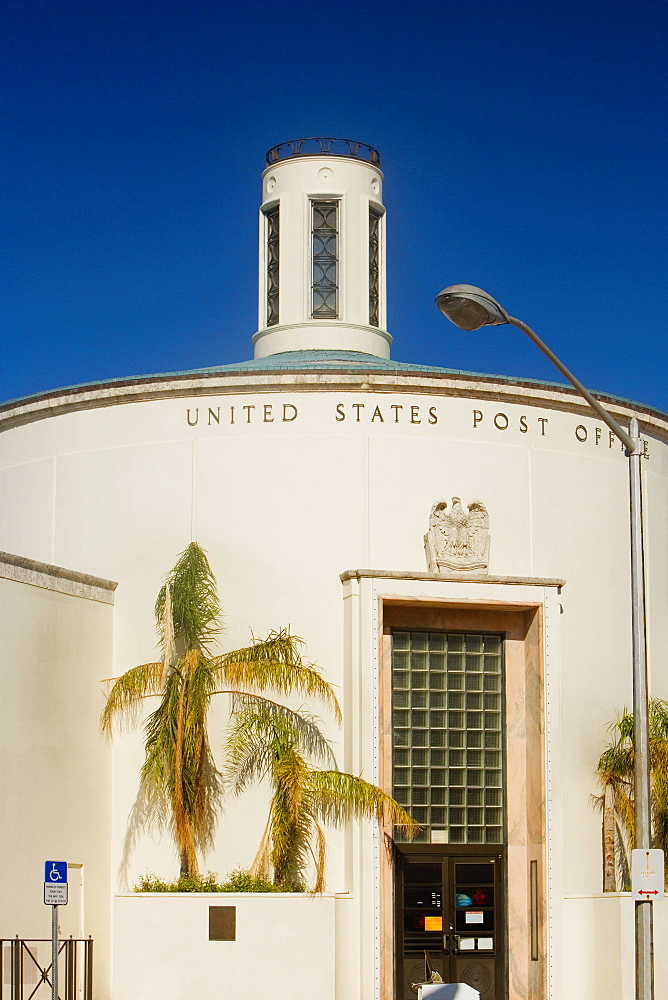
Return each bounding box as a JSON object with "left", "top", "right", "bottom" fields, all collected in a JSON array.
[
  {"left": 44, "top": 883, "right": 68, "bottom": 905},
  {"left": 631, "top": 849, "right": 664, "bottom": 899},
  {"left": 465, "top": 910, "right": 484, "bottom": 924}
]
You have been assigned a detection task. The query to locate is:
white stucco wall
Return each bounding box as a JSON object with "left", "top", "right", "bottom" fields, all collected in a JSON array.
[
  {"left": 113, "top": 892, "right": 668, "bottom": 1000},
  {"left": 112, "top": 893, "right": 338, "bottom": 1000},
  {"left": 0, "top": 370, "right": 666, "bottom": 999},
  {"left": 0, "top": 565, "right": 113, "bottom": 998},
  {"left": 562, "top": 894, "right": 668, "bottom": 999}
]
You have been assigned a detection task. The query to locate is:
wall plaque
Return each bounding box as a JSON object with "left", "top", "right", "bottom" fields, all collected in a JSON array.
[{"left": 209, "top": 905, "right": 236, "bottom": 941}]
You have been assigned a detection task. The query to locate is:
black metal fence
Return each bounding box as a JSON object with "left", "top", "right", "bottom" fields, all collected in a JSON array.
[{"left": 0, "top": 938, "right": 93, "bottom": 1000}]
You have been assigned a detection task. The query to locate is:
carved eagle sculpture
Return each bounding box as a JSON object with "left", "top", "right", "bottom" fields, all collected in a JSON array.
[{"left": 424, "top": 496, "right": 490, "bottom": 574}]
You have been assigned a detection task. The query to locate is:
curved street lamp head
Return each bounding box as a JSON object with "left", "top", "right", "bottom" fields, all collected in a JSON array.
[{"left": 435, "top": 284, "right": 511, "bottom": 331}]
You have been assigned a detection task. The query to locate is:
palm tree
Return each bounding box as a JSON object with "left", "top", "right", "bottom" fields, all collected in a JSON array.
[
  {"left": 225, "top": 706, "right": 420, "bottom": 891},
  {"left": 595, "top": 698, "right": 668, "bottom": 890},
  {"left": 101, "top": 542, "right": 341, "bottom": 877}
]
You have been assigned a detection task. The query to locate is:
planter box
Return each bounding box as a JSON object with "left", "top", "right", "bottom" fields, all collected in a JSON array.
[{"left": 113, "top": 892, "right": 337, "bottom": 1000}]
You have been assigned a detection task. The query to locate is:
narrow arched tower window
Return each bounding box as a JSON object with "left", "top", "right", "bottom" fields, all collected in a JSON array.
[
  {"left": 311, "top": 200, "right": 338, "bottom": 319},
  {"left": 369, "top": 207, "right": 382, "bottom": 327},
  {"left": 264, "top": 205, "right": 280, "bottom": 326}
]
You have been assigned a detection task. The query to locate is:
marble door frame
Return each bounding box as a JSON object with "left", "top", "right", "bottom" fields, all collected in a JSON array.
[{"left": 378, "top": 599, "right": 547, "bottom": 1000}]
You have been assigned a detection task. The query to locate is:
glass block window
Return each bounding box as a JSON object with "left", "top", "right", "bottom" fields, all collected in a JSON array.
[
  {"left": 392, "top": 631, "right": 504, "bottom": 845},
  {"left": 264, "top": 205, "right": 280, "bottom": 326},
  {"left": 311, "top": 200, "right": 338, "bottom": 318},
  {"left": 369, "top": 207, "right": 381, "bottom": 327}
]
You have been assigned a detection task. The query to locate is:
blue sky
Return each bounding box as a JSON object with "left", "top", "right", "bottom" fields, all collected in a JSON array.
[{"left": 2, "top": 0, "right": 667, "bottom": 412}]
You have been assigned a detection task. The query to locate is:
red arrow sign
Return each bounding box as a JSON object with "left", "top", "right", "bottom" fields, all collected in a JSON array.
[{"left": 638, "top": 889, "right": 659, "bottom": 897}]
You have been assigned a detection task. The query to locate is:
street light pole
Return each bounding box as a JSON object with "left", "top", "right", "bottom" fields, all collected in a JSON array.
[
  {"left": 435, "top": 284, "right": 653, "bottom": 1000},
  {"left": 628, "top": 413, "right": 653, "bottom": 1000}
]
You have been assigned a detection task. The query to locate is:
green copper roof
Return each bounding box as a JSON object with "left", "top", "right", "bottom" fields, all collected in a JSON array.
[
  {"left": 188, "top": 350, "right": 477, "bottom": 375},
  {"left": 2, "top": 350, "right": 665, "bottom": 419}
]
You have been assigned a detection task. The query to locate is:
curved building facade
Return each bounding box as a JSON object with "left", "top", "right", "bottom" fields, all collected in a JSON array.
[{"left": 1, "top": 139, "right": 666, "bottom": 1000}]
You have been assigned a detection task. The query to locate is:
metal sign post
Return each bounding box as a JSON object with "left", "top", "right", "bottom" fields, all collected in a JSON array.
[
  {"left": 44, "top": 862, "right": 68, "bottom": 1000},
  {"left": 631, "top": 846, "right": 663, "bottom": 995},
  {"left": 52, "top": 904, "right": 58, "bottom": 1000}
]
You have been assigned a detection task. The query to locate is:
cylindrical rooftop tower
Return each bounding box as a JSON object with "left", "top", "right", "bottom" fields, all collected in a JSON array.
[{"left": 253, "top": 137, "right": 391, "bottom": 359}]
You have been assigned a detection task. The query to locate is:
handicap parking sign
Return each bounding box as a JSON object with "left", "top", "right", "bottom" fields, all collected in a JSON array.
[{"left": 45, "top": 861, "right": 68, "bottom": 883}]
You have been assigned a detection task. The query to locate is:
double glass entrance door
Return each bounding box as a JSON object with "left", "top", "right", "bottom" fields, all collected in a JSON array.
[{"left": 396, "top": 848, "right": 505, "bottom": 1000}]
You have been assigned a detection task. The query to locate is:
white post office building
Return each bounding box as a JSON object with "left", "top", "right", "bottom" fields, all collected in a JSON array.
[{"left": 1, "top": 138, "right": 666, "bottom": 1000}]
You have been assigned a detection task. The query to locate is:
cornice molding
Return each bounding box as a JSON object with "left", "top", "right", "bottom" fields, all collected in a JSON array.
[
  {"left": 340, "top": 568, "right": 565, "bottom": 588},
  {"left": 1, "top": 368, "right": 667, "bottom": 440},
  {"left": 0, "top": 551, "right": 118, "bottom": 604}
]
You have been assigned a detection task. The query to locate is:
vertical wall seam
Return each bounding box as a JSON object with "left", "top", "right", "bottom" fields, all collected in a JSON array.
[
  {"left": 51, "top": 455, "right": 57, "bottom": 563},
  {"left": 190, "top": 439, "right": 197, "bottom": 541},
  {"left": 372, "top": 581, "right": 380, "bottom": 1000},
  {"left": 365, "top": 436, "right": 371, "bottom": 566},
  {"left": 527, "top": 447, "right": 534, "bottom": 577}
]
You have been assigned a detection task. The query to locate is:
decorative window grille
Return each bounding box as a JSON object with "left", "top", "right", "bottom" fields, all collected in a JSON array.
[
  {"left": 311, "top": 200, "right": 338, "bottom": 319},
  {"left": 265, "top": 205, "right": 279, "bottom": 326},
  {"left": 369, "top": 207, "right": 381, "bottom": 327},
  {"left": 392, "top": 631, "right": 505, "bottom": 845}
]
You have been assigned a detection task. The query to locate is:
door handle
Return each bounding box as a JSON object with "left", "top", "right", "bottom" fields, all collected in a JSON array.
[
  {"left": 451, "top": 934, "right": 461, "bottom": 954},
  {"left": 442, "top": 933, "right": 449, "bottom": 954}
]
